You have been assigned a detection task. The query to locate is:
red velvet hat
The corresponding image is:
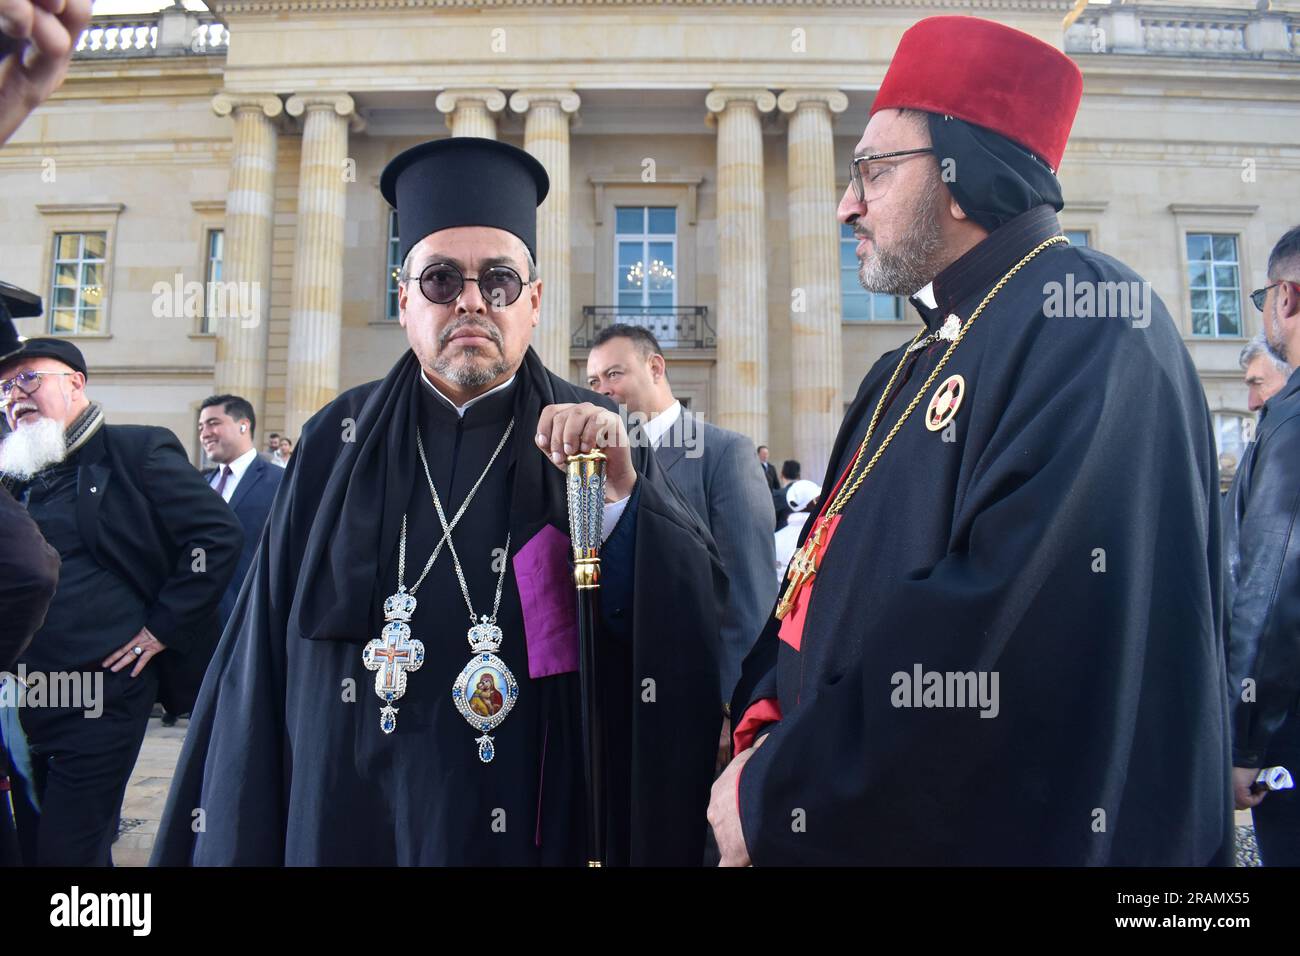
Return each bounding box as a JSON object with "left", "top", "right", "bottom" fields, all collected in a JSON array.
[{"left": 871, "top": 16, "right": 1083, "bottom": 171}]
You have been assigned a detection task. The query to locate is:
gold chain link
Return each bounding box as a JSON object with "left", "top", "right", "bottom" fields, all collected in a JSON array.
[{"left": 825, "top": 234, "right": 1067, "bottom": 518}]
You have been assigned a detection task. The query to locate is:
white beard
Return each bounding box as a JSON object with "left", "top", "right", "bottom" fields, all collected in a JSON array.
[{"left": 0, "top": 416, "right": 68, "bottom": 478}]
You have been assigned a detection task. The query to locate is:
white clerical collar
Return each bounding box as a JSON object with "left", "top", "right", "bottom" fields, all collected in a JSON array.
[
  {"left": 643, "top": 400, "right": 682, "bottom": 448},
  {"left": 223, "top": 446, "right": 258, "bottom": 482},
  {"left": 913, "top": 282, "right": 938, "bottom": 309},
  {"left": 420, "top": 370, "right": 517, "bottom": 418}
]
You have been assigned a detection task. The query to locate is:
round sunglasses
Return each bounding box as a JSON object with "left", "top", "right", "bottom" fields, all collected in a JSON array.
[{"left": 417, "top": 262, "right": 530, "bottom": 309}]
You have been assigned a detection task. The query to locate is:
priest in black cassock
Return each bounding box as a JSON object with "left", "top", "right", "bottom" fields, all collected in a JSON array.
[
  {"left": 709, "top": 16, "right": 1234, "bottom": 865},
  {"left": 153, "top": 138, "right": 725, "bottom": 865}
]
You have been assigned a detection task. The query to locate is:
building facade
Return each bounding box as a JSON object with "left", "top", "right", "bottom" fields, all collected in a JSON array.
[{"left": 1, "top": 0, "right": 1298, "bottom": 483}]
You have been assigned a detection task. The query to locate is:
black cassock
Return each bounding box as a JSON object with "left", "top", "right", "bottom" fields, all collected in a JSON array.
[
  {"left": 152, "top": 348, "right": 724, "bottom": 865},
  {"left": 732, "top": 206, "right": 1234, "bottom": 865}
]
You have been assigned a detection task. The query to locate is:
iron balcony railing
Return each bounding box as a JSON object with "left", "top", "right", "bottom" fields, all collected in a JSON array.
[{"left": 574, "top": 305, "right": 715, "bottom": 349}]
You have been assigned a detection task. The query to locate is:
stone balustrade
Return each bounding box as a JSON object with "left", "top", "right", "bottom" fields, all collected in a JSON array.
[
  {"left": 1066, "top": 5, "right": 1296, "bottom": 58},
  {"left": 74, "top": 10, "right": 229, "bottom": 59}
]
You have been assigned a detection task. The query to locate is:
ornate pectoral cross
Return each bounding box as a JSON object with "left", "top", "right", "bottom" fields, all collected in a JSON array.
[
  {"left": 775, "top": 520, "right": 827, "bottom": 620},
  {"left": 363, "top": 589, "right": 425, "bottom": 734}
]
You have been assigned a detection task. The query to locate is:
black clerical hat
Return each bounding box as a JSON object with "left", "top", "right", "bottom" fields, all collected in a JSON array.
[
  {"left": 0, "top": 282, "right": 41, "bottom": 365},
  {"left": 0, "top": 337, "right": 88, "bottom": 379},
  {"left": 379, "top": 138, "right": 550, "bottom": 265}
]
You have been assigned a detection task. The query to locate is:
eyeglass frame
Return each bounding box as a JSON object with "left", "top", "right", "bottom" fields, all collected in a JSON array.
[
  {"left": 849, "top": 147, "right": 936, "bottom": 204},
  {"left": 1251, "top": 281, "right": 1300, "bottom": 313},
  {"left": 0, "top": 369, "right": 76, "bottom": 402},
  {"left": 413, "top": 260, "right": 534, "bottom": 309}
]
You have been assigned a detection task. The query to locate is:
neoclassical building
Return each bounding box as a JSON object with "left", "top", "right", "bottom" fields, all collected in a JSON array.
[{"left": 2, "top": 0, "right": 1298, "bottom": 483}]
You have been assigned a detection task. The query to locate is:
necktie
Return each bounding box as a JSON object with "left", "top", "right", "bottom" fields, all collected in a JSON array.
[{"left": 214, "top": 465, "right": 233, "bottom": 498}]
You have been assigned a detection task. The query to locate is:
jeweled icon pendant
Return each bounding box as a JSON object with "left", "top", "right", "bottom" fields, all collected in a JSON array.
[{"left": 451, "top": 615, "right": 519, "bottom": 762}]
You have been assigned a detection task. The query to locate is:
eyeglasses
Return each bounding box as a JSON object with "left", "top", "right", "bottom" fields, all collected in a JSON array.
[
  {"left": 0, "top": 370, "right": 74, "bottom": 401},
  {"left": 849, "top": 147, "right": 935, "bottom": 204},
  {"left": 1252, "top": 282, "right": 1299, "bottom": 312},
  {"left": 416, "top": 262, "right": 529, "bottom": 309}
]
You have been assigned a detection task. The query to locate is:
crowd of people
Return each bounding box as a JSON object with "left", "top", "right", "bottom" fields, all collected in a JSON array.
[{"left": 0, "top": 6, "right": 1296, "bottom": 867}]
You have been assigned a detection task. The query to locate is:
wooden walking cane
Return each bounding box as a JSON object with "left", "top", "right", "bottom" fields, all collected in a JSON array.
[{"left": 566, "top": 450, "right": 607, "bottom": 867}]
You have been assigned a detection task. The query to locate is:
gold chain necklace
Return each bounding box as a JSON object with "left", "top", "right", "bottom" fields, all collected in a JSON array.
[{"left": 775, "top": 234, "right": 1067, "bottom": 620}]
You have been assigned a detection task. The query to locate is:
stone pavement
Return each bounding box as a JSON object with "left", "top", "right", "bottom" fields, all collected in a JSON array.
[
  {"left": 112, "top": 713, "right": 1266, "bottom": 867},
  {"left": 112, "top": 715, "right": 187, "bottom": 867}
]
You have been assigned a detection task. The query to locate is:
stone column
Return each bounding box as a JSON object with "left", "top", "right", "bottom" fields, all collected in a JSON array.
[
  {"left": 706, "top": 88, "right": 776, "bottom": 445},
  {"left": 510, "top": 88, "right": 580, "bottom": 375},
  {"left": 778, "top": 89, "right": 848, "bottom": 484},
  {"left": 435, "top": 88, "right": 506, "bottom": 139},
  {"left": 283, "top": 93, "right": 363, "bottom": 437},
  {"left": 210, "top": 93, "right": 282, "bottom": 419}
]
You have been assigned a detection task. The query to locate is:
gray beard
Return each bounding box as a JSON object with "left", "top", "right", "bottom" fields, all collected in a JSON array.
[
  {"left": 431, "top": 351, "right": 511, "bottom": 390},
  {"left": 0, "top": 416, "right": 68, "bottom": 479},
  {"left": 431, "top": 320, "right": 511, "bottom": 390},
  {"left": 858, "top": 179, "right": 945, "bottom": 297}
]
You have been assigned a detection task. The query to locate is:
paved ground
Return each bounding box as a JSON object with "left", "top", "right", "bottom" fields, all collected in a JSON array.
[
  {"left": 112, "top": 714, "right": 1266, "bottom": 867},
  {"left": 112, "top": 715, "right": 187, "bottom": 867}
]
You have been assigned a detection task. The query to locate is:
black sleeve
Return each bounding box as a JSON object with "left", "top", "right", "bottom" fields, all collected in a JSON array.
[
  {"left": 1229, "top": 416, "right": 1300, "bottom": 766},
  {"left": 139, "top": 430, "right": 244, "bottom": 654},
  {"left": 0, "top": 486, "right": 59, "bottom": 669},
  {"left": 597, "top": 480, "right": 639, "bottom": 644}
]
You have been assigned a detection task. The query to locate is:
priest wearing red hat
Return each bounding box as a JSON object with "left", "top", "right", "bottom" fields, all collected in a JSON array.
[{"left": 709, "top": 16, "right": 1233, "bottom": 865}]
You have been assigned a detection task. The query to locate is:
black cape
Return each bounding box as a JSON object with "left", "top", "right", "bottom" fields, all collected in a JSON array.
[
  {"left": 732, "top": 207, "right": 1233, "bottom": 865},
  {"left": 152, "top": 348, "right": 725, "bottom": 865}
]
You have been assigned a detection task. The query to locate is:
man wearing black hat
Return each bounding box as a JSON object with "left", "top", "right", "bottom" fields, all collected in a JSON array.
[
  {"left": 154, "top": 137, "right": 724, "bottom": 866},
  {"left": 0, "top": 336, "right": 242, "bottom": 865},
  {"left": 711, "top": 17, "right": 1232, "bottom": 865}
]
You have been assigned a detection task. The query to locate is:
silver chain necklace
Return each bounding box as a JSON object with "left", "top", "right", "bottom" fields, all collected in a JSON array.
[
  {"left": 416, "top": 429, "right": 510, "bottom": 630},
  {"left": 361, "top": 418, "right": 514, "bottom": 737},
  {"left": 416, "top": 427, "right": 521, "bottom": 763}
]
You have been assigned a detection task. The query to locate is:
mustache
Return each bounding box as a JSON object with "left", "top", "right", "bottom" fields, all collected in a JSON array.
[{"left": 438, "top": 320, "right": 503, "bottom": 351}]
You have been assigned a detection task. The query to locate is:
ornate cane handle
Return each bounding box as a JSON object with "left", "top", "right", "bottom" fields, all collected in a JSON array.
[{"left": 566, "top": 451, "right": 607, "bottom": 589}]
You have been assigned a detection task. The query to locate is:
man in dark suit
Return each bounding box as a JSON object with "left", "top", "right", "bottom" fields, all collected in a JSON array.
[
  {"left": 587, "top": 324, "right": 777, "bottom": 717},
  {"left": 772, "top": 459, "right": 800, "bottom": 531},
  {"left": 0, "top": 338, "right": 241, "bottom": 865},
  {"left": 198, "top": 394, "right": 283, "bottom": 629},
  {"left": 757, "top": 445, "right": 779, "bottom": 491}
]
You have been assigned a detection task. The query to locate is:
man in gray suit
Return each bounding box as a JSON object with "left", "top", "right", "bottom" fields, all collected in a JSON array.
[{"left": 587, "top": 324, "right": 777, "bottom": 726}]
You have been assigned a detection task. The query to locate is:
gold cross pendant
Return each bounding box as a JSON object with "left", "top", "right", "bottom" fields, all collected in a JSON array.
[{"left": 775, "top": 522, "right": 825, "bottom": 619}]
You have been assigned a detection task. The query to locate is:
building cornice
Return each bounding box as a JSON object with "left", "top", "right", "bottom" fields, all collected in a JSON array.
[
  {"left": 36, "top": 202, "right": 126, "bottom": 216},
  {"left": 1167, "top": 202, "right": 1261, "bottom": 217},
  {"left": 212, "top": 0, "right": 1073, "bottom": 13}
]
